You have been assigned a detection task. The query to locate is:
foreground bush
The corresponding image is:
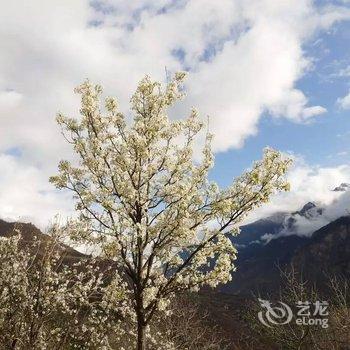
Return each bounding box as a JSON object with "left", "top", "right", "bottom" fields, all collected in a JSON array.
[
  {"left": 0, "top": 225, "right": 129, "bottom": 350},
  {"left": 0, "top": 224, "right": 235, "bottom": 349}
]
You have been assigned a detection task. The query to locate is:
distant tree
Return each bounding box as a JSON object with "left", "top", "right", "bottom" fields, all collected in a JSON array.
[
  {"left": 50, "top": 72, "right": 291, "bottom": 350},
  {"left": 244, "top": 267, "right": 350, "bottom": 350}
]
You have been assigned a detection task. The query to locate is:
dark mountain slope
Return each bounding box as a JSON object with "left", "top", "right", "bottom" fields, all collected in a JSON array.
[
  {"left": 0, "top": 219, "right": 85, "bottom": 260},
  {"left": 223, "top": 215, "right": 350, "bottom": 296},
  {"left": 234, "top": 213, "right": 288, "bottom": 248},
  {"left": 223, "top": 235, "right": 308, "bottom": 295},
  {"left": 292, "top": 216, "right": 350, "bottom": 281}
]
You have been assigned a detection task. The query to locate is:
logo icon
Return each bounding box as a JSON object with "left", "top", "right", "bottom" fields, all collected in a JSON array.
[{"left": 258, "top": 298, "right": 293, "bottom": 327}]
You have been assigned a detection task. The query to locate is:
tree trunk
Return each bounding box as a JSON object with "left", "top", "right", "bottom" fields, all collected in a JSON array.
[{"left": 137, "top": 318, "right": 146, "bottom": 350}]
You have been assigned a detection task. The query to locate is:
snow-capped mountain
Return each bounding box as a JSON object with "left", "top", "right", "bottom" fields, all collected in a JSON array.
[
  {"left": 333, "top": 183, "right": 350, "bottom": 192},
  {"left": 223, "top": 183, "right": 350, "bottom": 295},
  {"left": 235, "top": 182, "right": 350, "bottom": 249},
  {"left": 234, "top": 201, "right": 324, "bottom": 248}
]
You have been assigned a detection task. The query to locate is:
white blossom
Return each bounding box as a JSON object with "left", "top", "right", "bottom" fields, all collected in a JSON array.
[{"left": 51, "top": 72, "right": 291, "bottom": 349}]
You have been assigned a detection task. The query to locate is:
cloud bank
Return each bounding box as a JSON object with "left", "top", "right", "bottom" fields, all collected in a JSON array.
[
  {"left": 0, "top": 0, "right": 350, "bottom": 226},
  {"left": 246, "top": 157, "right": 350, "bottom": 223},
  {"left": 337, "top": 90, "right": 350, "bottom": 109}
]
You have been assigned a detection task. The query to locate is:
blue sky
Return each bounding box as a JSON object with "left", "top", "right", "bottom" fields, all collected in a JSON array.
[
  {"left": 212, "top": 18, "right": 350, "bottom": 186},
  {"left": 1, "top": 0, "right": 350, "bottom": 226}
]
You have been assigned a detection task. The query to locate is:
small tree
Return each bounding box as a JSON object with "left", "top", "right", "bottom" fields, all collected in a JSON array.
[{"left": 50, "top": 73, "right": 291, "bottom": 349}]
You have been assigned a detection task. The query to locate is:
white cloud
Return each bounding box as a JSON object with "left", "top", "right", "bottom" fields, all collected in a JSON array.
[
  {"left": 0, "top": 154, "right": 74, "bottom": 228},
  {"left": 245, "top": 156, "right": 350, "bottom": 224},
  {"left": 337, "top": 65, "right": 350, "bottom": 77},
  {"left": 337, "top": 151, "right": 349, "bottom": 156},
  {"left": 1, "top": 0, "right": 348, "bottom": 156},
  {"left": 268, "top": 90, "right": 327, "bottom": 123},
  {"left": 259, "top": 186, "right": 350, "bottom": 241},
  {"left": 244, "top": 156, "right": 350, "bottom": 240},
  {"left": 0, "top": 0, "right": 349, "bottom": 224},
  {"left": 0, "top": 90, "right": 22, "bottom": 111},
  {"left": 337, "top": 90, "right": 350, "bottom": 109}
]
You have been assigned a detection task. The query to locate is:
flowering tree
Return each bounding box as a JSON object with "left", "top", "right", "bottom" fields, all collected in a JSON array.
[
  {"left": 50, "top": 73, "right": 291, "bottom": 349},
  {"left": 0, "top": 225, "right": 128, "bottom": 349}
]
